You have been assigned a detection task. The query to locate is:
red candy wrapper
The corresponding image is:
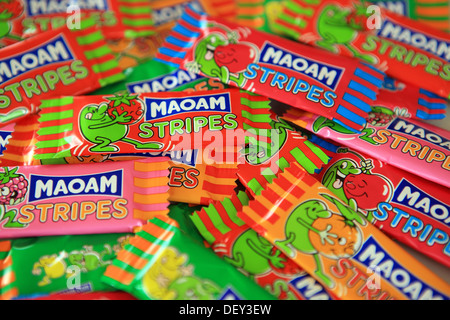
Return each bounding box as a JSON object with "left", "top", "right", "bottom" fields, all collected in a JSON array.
[
  {"left": 33, "top": 89, "right": 272, "bottom": 160},
  {"left": 377, "top": 77, "right": 449, "bottom": 121},
  {"left": 154, "top": 4, "right": 385, "bottom": 133},
  {"left": 311, "top": 141, "right": 450, "bottom": 268},
  {"left": 0, "top": 0, "right": 155, "bottom": 46},
  {"left": 273, "top": 0, "right": 450, "bottom": 100},
  {"left": 0, "top": 17, "right": 124, "bottom": 128},
  {"left": 283, "top": 108, "right": 450, "bottom": 189},
  {"left": 190, "top": 191, "right": 336, "bottom": 300},
  {"left": 237, "top": 111, "right": 330, "bottom": 196}
]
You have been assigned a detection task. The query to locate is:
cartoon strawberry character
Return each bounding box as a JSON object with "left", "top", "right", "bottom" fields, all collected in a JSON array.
[
  {"left": 345, "top": 3, "right": 370, "bottom": 31},
  {"left": 106, "top": 93, "right": 145, "bottom": 125},
  {"left": 0, "top": 167, "right": 28, "bottom": 228},
  {"left": 366, "top": 106, "right": 395, "bottom": 127}
]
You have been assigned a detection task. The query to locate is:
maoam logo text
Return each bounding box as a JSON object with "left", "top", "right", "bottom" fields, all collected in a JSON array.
[
  {"left": 0, "top": 35, "right": 74, "bottom": 83},
  {"left": 126, "top": 69, "right": 201, "bottom": 93},
  {"left": 377, "top": 19, "right": 450, "bottom": 62},
  {"left": 392, "top": 179, "right": 449, "bottom": 227},
  {"left": 152, "top": 0, "right": 202, "bottom": 27},
  {"left": 387, "top": 118, "right": 450, "bottom": 151},
  {"left": 257, "top": 42, "right": 344, "bottom": 90},
  {"left": 25, "top": 0, "right": 109, "bottom": 16},
  {"left": 145, "top": 92, "right": 231, "bottom": 121},
  {"left": 354, "top": 236, "right": 448, "bottom": 300},
  {"left": 28, "top": 170, "right": 123, "bottom": 202}
]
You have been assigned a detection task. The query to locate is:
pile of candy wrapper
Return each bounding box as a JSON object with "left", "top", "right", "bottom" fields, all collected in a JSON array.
[{"left": 0, "top": 0, "right": 449, "bottom": 301}]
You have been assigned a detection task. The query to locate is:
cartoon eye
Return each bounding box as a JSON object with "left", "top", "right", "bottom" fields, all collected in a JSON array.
[
  {"left": 338, "top": 237, "right": 347, "bottom": 246},
  {"left": 257, "top": 151, "right": 266, "bottom": 158},
  {"left": 1, "top": 187, "right": 10, "bottom": 196},
  {"left": 85, "top": 113, "right": 93, "bottom": 120},
  {"left": 340, "top": 162, "right": 348, "bottom": 169}
]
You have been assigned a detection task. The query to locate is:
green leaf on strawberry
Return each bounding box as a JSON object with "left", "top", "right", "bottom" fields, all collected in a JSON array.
[{"left": 106, "top": 93, "right": 144, "bottom": 125}]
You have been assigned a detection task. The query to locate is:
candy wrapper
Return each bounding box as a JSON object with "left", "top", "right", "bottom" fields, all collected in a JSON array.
[
  {"left": 237, "top": 162, "right": 450, "bottom": 300},
  {"left": 0, "top": 158, "right": 170, "bottom": 239},
  {"left": 0, "top": 17, "right": 124, "bottom": 128},
  {"left": 0, "top": 232, "right": 133, "bottom": 300},
  {"left": 102, "top": 215, "right": 276, "bottom": 300},
  {"left": 273, "top": 0, "right": 450, "bottom": 100},
  {"left": 155, "top": 4, "right": 385, "bottom": 133},
  {"left": 0, "top": 114, "right": 240, "bottom": 206},
  {"left": 151, "top": 0, "right": 205, "bottom": 32},
  {"left": 104, "top": 32, "right": 171, "bottom": 71},
  {"left": 0, "top": 0, "right": 155, "bottom": 46},
  {"left": 237, "top": 111, "right": 330, "bottom": 196},
  {"left": 97, "top": 149, "right": 240, "bottom": 205},
  {"left": 22, "top": 290, "right": 137, "bottom": 300},
  {"left": 33, "top": 88, "right": 272, "bottom": 160},
  {"left": 93, "top": 58, "right": 221, "bottom": 95},
  {"left": 372, "top": 0, "right": 450, "bottom": 33},
  {"left": 190, "top": 191, "right": 336, "bottom": 300},
  {"left": 282, "top": 108, "right": 450, "bottom": 189},
  {"left": 376, "top": 76, "right": 449, "bottom": 121},
  {"left": 310, "top": 141, "right": 450, "bottom": 268}
]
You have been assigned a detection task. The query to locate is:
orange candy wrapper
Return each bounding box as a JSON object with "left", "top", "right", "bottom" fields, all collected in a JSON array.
[{"left": 237, "top": 162, "right": 450, "bottom": 300}]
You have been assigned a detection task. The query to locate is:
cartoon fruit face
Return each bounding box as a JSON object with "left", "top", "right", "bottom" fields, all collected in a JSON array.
[
  {"left": 344, "top": 173, "right": 392, "bottom": 210},
  {"left": 106, "top": 93, "right": 144, "bottom": 125},
  {"left": 214, "top": 43, "right": 257, "bottom": 73},
  {"left": 0, "top": 167, "right": 28, "bottom": 206},
  {"left": 0, "top": 0, "right": 24, "bottom": 20},
  {"left": 309, "top": 214, "right": 362, "bottom": 259}
]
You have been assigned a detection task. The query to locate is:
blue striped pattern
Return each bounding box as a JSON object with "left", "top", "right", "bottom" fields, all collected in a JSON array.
[
  {"left": 418, "top": 98, "right": 448, "bottom": 110},
  {"left": 354, "top": 67, "right": 384, "bottom": 88},
  {"left": 333, "top": 65, "right": 385, "bottom": 133},
  {"left": 416, "top": 110, "right": 446, "bottom": 120},
  {"left": 348, "top": 80, "right": 377, "bottom": 100},
  {"left": 155, "top": 3, "right": 206, "bottom": 68},
  {"left": 336, "top": 105, "right": 367, "bottom": 127}
]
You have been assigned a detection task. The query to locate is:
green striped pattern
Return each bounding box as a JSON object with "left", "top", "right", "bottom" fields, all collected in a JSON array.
[
  {"left": 73, "top": 17, "right": 125, "bottom": 85},
  {"left": 101, "top": 218, "right": 177, "bottom": 294},
  {"left": 240, "top": 90, "right": 273, "bottom": 143},
  {"left": 119, "top": 0, "right": 154, "bottom": 38},
  {"left": 35, "top": 97, "right": 75, "bottom": 160},
  {"left": 190, "top": 191, "right": 249, "bottom": 245}
]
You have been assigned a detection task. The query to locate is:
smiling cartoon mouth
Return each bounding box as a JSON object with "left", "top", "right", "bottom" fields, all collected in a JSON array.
[
  {"left": 333, "top": 170, "right": 346, "bottom": 189},
  {"left": 205, "top": 44, "right": 215, "bottom": 61}
]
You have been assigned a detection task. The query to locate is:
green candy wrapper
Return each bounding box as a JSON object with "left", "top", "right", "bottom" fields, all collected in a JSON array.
[
  {"left": 0, "top": 233, "right": 133, "bottom": 300},
  {"left": 94, "top": 58, "right": 227, "bottom": 95},
  {"left": 102, "top": 215, "right": 276, "bottom": 300}
]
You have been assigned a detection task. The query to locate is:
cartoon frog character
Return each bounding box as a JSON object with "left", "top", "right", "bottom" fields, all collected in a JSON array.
[
  {"left": 79, "top": 102, "right": 163, "bottom": 153},
  {"left": 186, "top": 26, "right": 258, "bottom": 87},
  {"left": 275, "top": 198, "right": 364, "bottom": 287},
  {"left": 32, "top": 253, "right": 68, "bottom": 286},
  {"left": 316, "top": 4, "right": 377, "bottom": 64},
  {"left": 0, "top": 0, "right": 24, "bottom": 46},
  {"left": 242, "top": 117, "right": 293, "bottom": 165},
  {"left": 167, "top": 275, "right": 221, "bottom": 300},
  {"left": 222, "top": 229, "right": 287, "bottom": 278},
  {"left": 67, "top": 245, "right": 113, "bottom": 272}
]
